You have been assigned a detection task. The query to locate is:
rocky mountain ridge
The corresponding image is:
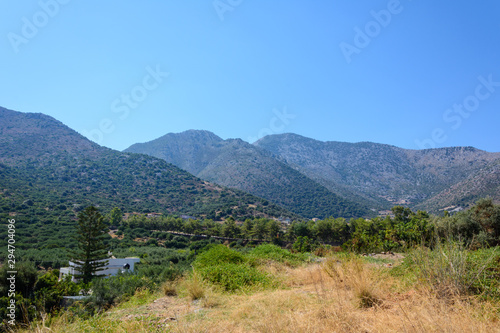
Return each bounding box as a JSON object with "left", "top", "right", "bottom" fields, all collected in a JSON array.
[{"left": 127, "top": 130, "right": 500, "bottom": 214}]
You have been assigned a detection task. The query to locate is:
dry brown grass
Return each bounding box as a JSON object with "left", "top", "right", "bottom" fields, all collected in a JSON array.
[
  {"left": 161, "top": 279, "right": 179, "bottom": 297},
  {"left": 166, "top": 259, "right": 500, "bottom": 333},
  {"left": 179, "top": 270, "right": 206, "bottom": 300},
  {"left": 19, "top": 256, "right": 500, "bottom": 333},
  {"left": 323, "top": 255, "right": 384, "bottom": 308}
]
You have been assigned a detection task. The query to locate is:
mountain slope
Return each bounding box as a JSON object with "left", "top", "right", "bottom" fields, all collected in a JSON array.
[
  {"left": 417, "top": 159, "right": 500, "bottom": 211},
  {"left": 0, "top": 107, "right": 295, "bottom": 222},
  {"left": 125, "top": 131, "right": 371, "bottom": 218},
  {"left": 254, "top": 133, "right": 500, "bottom": 210},
  {"left": 0, "top": 108, "right": 105, "bottom": 164}
]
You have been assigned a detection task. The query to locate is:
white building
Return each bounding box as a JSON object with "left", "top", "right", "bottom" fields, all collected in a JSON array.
[{"left": 59, "top": 257, "right": 141, "bottom": 282}]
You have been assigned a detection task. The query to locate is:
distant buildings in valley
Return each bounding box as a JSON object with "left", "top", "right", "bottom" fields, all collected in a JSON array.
[{"left": 59, "top": 257, "right": 141, "bottom": 282}]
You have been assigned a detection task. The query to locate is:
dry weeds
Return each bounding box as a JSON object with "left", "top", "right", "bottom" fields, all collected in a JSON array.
[{"left": 19, "top": 256, "right": 500, "bottom": 333}]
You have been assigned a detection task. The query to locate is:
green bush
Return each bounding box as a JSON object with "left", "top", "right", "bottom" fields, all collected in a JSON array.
[
  {"left": 0, "top": 261, "right": 38, "bottom": 299},
  {"left": 0, "top": 294, "right": 36, "bottom": 326},
  {"left": 34, "top": 270, "right": 82, "bottom": 313},
  {"left": 87, "top": 273, "right": 153, "bottom": 311},
  {"left": 293, "top": 236, "right": 313, "bottom": 253},
  {"left": 193, "top": 245, "right": 247, "bottom": 269},
  {"left": 393, "top": 242, "right": 500, "bottom": 300},
  {"left": 136, "top": 264, "right": 184, "bottom": 284},
  {"left": 465, "top": 247, "right": 500, "bottom": 299},
  {"left": 248, "top": 244, "right": 310, "bottom": 267},
  {"left": 192, "top": 245, "right": 280, "bottom": 292},
  {"left": 197, "top": 263, "right": 271, "bottom": 292}
]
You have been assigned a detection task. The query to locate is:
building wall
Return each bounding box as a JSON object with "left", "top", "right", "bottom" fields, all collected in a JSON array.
[{"left": 59, "top": 258, "right": 141, "bottom": 282}]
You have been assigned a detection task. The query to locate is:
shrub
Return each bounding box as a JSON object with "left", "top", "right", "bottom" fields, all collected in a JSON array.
[
  {"left": 248, "top": 244, "right": 310, "bottom": 267},
  {"left": 181, "top": 271, "right": 205, "bottom": 300},
  {"left": 161, "top": 279, "right": 178, "bottom": 297},
  {"left": 193, "top": 245, "right": 247, "bottom": 269},
  {"left": 396, "top": 241, "right": 500, "bottom": 300},
  {"left": 293, "top": 236, "right": 312, "bottom": 253},
  {"left": 197, "top": 263, "right": 271, "bottom": 292},
  {"left": 324, "top": 254, "right": 383, "bottom": 308},
  {"left": 34, "top": 271, "right": 81, "bottom": 313},
  {"left": 88, "top": 273, "right": 153, "bottom": 311},
  {"left": 0, "top": 261, "right": 38, "bottom": 299},
  {"left": 191, "top": 245, "right": 277, "bottom": 292}
]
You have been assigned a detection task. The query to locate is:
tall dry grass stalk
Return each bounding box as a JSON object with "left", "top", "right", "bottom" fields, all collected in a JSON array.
[
  {"left": 161, "top": 279, "right": 179, "bottom": 296},
  {"left": 323, "top": 254, "right": 384, "bottom": 308},
  {"left": 180, "top": 270, "right": 206, "bottom": 300}
]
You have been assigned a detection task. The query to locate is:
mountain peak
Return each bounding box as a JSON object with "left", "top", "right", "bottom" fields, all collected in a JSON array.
[
  {"left": 0, "top": 107, "right": 105, "bottom": 165},
  {"left": 148, "top": 130, "right": 223, "bottom": 145},
  {"left": 125, "top": 131, "right": 373, "bottom": 218}
]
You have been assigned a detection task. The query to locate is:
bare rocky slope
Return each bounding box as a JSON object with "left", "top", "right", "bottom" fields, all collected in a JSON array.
[
  {"left": 124, "top": 129, "right": 500, "bottom": 214},
  {"left": 126, "top": 130, "right": 500, "bottom": 215},
  {"left": 255, "top": 133, "right": 500, "bottom": 212}
]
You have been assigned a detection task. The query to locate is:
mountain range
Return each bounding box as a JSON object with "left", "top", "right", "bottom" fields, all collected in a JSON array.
[
  {"left": 0, "top": 107, "right": 296, "bottom": 227},
  {"left": 125, "top": 131, "right": 370, "bottom": 218},
  {"left": 126, "top": 130, "right": 500, "bottom": 215},
  {"left": 2, "top": 105, "right": 500, "bottom": 226}
]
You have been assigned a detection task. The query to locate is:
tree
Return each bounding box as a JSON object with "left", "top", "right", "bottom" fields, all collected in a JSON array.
[
  {"left": 315, "top": 218, "right": 334, "bottom": 243},
  {"left": 392, "top": 206, "right": 413, "bottom": 223},
  {"left": 222, "top": 217, "right": 240, "bottom": 238},
  {"left": 71, "top": 206, "right": 109, "bottom": 283},
  {"left": 242, "top": 219, "right": 254, "bottom": 236},
  {"left": 331, "top": 217, "right": 350, "bottom": 244},
  {"left": 183, "top": 218, "right": 201, "bottom": 234},
  {"left": 266, "top": 220, "right": 281, "bottom": 243},
  {"left": 469, "top": 198, "right": 500, "bottom": 244},
  {"left": 108, "top": 207, "right": 123, "bottom": 227},
  {"left": 293, "top": 236, "right": 312, "bottom": 253},
  {"left": 292, "top": 222, "right": 312, "bottom": 238},
  {"left": 251, "top": 219, "right": 267, "bottom": 240}
]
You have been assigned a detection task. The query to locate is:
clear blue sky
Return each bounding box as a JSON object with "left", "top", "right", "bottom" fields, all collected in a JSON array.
[{"left": 1, "top": 1, "right": 500, "bottom": 152}]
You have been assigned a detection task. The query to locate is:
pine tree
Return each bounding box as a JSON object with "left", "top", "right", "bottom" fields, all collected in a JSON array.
[{"left": 71, "top": 206, "right": 109, "bottom": 283}]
